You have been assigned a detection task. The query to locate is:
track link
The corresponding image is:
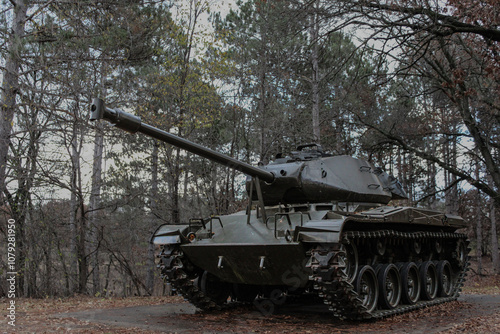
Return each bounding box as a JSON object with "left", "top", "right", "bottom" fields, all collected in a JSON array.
[{"left": 308, "top": 230, "right": 470, "bottom": 320}]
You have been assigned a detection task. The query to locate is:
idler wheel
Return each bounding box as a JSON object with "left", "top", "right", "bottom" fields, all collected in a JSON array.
[
  {"left": 343, "top": 242, "right": 359, "bottom": 284},
  {"left": 436, "top": 260, "right": 454, "bottom": 297},
  {"left": 419, "top": 261, "right": 438, "bottom": 300},
  {"left": 399, "top": 262, "right": 420, "bottom": 305},
  {"left": 377, "top": 264, "right": 402, "bottom": 309},
  {"left": 199, "top": 271, "right": 230, "bottom": 304},
  {"left": 355, "top": 265, "right": 379, "bottom": 313},
  {"left": 455, "top": 239, "right": 468, "bottom": 268}
]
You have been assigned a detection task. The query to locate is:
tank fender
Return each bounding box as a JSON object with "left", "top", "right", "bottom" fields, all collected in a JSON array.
[
  {"left": 150, "top": 224, "right": 190, "bottom": 245},
  {"left": 297, "top": 231, "right": 341, "bottom": 243},
  {"left": 295, "top": 219, "right": 344, "bottom": 243}
]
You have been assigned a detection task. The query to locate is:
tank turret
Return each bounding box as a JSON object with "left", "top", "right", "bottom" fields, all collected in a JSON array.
[{"left": 90, "top": 98, "right": 406, "bottom": 206}]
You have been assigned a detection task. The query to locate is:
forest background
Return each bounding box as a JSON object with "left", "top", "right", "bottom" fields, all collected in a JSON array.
[{"left": 0, "top": 0, "right": 498, "bottom": 298}]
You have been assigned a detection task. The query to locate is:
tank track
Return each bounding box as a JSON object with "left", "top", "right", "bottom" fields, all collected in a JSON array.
[
  {"left": 308, "top": 230, "right": 470, "bottom": 320},
  {"left": 157, "top": 245, "right": 240, "bottom": 311}
]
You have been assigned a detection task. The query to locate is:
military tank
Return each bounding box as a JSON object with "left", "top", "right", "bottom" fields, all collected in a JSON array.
[{"left": 90, "top": 98, "right": 469, "bottom": 320}]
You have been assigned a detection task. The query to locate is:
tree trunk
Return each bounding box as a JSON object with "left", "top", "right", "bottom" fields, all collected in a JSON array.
[
  {"left": 44, "top": 230, "right": 53, "bottom": 295},
  {"left": 25, "top": 212, "right": 37, "bottom": 297},
  {"left": 1, "top": 1, "right": 29, "bottom": 294},
  {"left": 476, "top": 200, "right": 483, "bottom": 276},
  {"left": 89, "top": 119, "right": 104, "bottom": 295},
  {"left": 69, "top": 120, "right": 82, "bottom": 294},
  {"left": 489, "top": 172, "right": 499, "bottom": 274},
  {"left": 256, "top": 12, "right": 269, "bottom": 161},
  {"left": 491, "top": 202, "right": 499, "bottom": 274},
  {"left": 310, "top": 0, "right": 321, "bottom": 144},
  {"left": 8, "top": 109, "right": 40, "bottom": 297},
  {"left": 172, "top": 147, "right": 181, "bottom": 224},
  {"left": 475, "top": 157, "right": 483, "bottom": 275},
  {"left": 404, "top": 153, "right": 414, "bottom": 206},
  {"left": 0, "top": 0, "right": 28, "bottom": 203},
  {"left": 258, "top": 56, "right": 267, "bottom": 160},
  {"left": 78, "top": 200, "right": 87, "bottom": 293},
  {"left": 444, "top": 128, "right": 459, "bottom": 215},
  {"left": 146, "top": 141, "right": 159, "bottom": 295},
  {"left": 211, "top": 165, "right": 218, "bottom": 214}
]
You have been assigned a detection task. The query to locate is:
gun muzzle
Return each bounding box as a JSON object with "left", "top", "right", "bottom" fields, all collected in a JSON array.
[
  {"left": 90, "top": 98, "right": 104, "bottom": 121},
  {"left": 90, "top": 98, "right": 141, "bottom": 133}
]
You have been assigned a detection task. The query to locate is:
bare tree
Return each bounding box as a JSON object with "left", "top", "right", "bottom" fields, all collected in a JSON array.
[
  {"left": 320, "top": 1, "right": 499, "bottom": 206},
  {"left": 0, "top": 0, "right": 28, "bottom": 203}
]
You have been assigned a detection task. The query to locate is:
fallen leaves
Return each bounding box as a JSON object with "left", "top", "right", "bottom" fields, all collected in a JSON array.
[{"left": 1, "top": 274, "right": 499, "bottom": 334}]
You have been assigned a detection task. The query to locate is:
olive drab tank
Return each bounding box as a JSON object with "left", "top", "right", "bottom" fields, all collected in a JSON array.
[{"left": 90, "top": 98, "right": 469, "bottom": 320}]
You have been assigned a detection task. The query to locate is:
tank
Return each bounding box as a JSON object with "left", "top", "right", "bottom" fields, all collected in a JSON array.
[{"left": 90, "top": 98, "right": 469, "bottom": 320}]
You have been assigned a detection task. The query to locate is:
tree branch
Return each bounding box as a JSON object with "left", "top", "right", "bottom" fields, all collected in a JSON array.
[
  {"left": 357, "top": 115, "right": 500, "bottom": 206},
  {"left": 357, "top": 1, "right": 500, "bottom": 42}
]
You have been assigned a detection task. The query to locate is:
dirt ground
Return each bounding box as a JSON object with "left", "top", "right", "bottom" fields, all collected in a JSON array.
[{"left": 2, "top": 268, "right": 500, "bottom": 333}]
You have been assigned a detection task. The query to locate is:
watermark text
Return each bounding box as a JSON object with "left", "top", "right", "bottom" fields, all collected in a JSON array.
[{"left": 6, "top": 218, "right": 16, "bottom": 327}]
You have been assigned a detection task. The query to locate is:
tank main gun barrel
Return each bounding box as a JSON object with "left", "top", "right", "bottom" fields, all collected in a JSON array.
[{"left": 90, "top": 98, "right": 275, "bottom": 183}]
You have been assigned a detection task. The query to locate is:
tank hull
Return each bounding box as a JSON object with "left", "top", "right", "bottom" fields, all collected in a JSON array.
[{"left": 154, "top": 204, "right": 469, "bottom": 319}]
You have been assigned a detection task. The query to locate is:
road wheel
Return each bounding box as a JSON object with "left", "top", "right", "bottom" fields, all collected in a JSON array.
[
  {"left": 344, "top": 242, "right": 359, "bottom": 284},
  {"left": 199, "top": 271, "right": 231, "bottom": 304},
  {"left": 436, "top": 260, "right": 454, "bottom": 297},
  {"left": 355, "top": 265, "right": 379, "bottom": 313},
  {"left": 420, "top": 261, "right": 438, "bottom": 300},
  {"left": 399, "top": 262, "right": 420, "bottom": 305},
  {"left": 378, "top": 264, "right": 402, "bottom": 309}
]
